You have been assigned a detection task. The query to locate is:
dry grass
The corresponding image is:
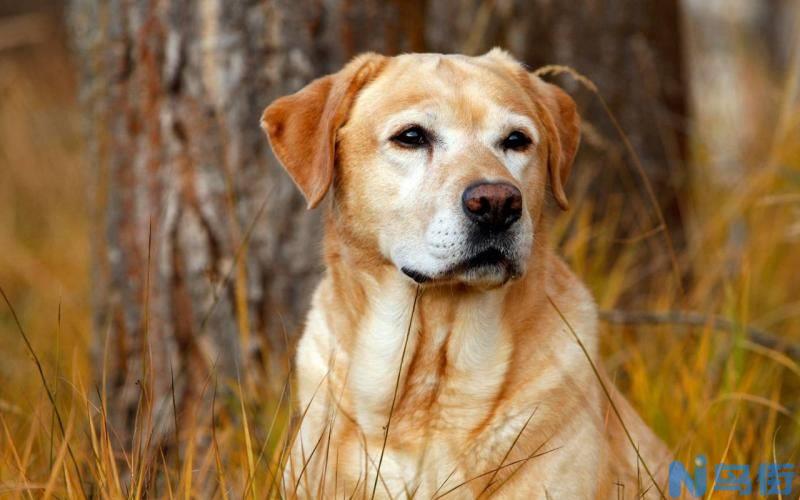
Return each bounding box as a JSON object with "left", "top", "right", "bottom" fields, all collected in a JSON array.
[{"left": 1, "top": 12, "right": 800, "bottom": 500}]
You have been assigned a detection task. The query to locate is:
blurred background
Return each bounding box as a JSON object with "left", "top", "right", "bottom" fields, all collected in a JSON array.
[{"left": 1, "top": 0, "right": 798, "bottom": 497}]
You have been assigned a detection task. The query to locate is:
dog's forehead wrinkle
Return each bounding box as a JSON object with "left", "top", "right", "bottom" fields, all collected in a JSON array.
[{"left": 378, "top": 53, "right": 523, "bottom": 99}]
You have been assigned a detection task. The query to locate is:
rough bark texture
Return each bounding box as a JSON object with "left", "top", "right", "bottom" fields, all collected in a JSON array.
[
  {"left": 71, "top": 0, "right": 320, "bottom": 449},
  {"left": 70, "top": 0, "right": 687, "bottom": 451}
]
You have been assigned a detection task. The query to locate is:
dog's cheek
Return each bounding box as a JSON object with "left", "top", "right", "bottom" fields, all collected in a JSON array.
[
  {"left": 335, "top": 159, "right": 395, "bottom": 252},
  {"left": 522, "top": 154, "right": 548, "bottom": 220}
]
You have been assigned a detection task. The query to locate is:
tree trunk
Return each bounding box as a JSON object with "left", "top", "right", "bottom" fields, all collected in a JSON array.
[
  {"left": 70, "top": 0, "right": 687, "bottom": 455},
  {"left": 72, "top": 0, "right": 313, "bottom": 450}
]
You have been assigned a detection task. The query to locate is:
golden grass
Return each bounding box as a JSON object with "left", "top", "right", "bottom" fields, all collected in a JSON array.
[{"left": 1, "top": 19, "right": 799, "bottom": 500}]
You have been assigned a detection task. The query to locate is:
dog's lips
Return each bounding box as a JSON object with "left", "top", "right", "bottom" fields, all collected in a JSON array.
[
  {"left": 401, "top": 247, "right": 518, "bottom": 285},
  {"left": 459, "top": 247, "right": 509, "bottom": 270},
  {"left": 400, "top": 267, "right": 432, "bottom": 284}
]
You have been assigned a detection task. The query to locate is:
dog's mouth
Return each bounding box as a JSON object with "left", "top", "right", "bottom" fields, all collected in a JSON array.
[
  {"left": 402, "top": 247, "right": 519, "bottom": 285},
  {"left": 461, "top": 247, "right": 508, "bottom": 269}
]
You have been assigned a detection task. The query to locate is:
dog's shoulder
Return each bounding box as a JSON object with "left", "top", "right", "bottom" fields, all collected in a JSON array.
[
  {"left": 545, "top": 253, "right": 595, "bottom": 310},
  {"left": 540, "top": 252, "right": 599, "bottom": 341}
]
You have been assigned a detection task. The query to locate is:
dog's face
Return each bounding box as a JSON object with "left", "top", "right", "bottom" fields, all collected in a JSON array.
[{"left": 263, "top": 50, "right": 579, "bottom": 288}]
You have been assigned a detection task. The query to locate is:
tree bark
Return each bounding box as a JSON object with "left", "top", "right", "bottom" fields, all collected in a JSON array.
[
  {"left": 71, "top": 0, "right": 688, "bottom": 456},
  {"left": 71, "top": 0, "right": 319, "bottom": 450}
]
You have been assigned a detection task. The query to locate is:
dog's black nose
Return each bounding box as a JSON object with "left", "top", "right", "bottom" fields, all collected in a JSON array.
[{"left": 462, "top": 182, "right": 523, "bottom": 231}]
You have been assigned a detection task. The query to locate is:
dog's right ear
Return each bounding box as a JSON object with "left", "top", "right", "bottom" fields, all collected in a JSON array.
[
  {"left": 261, "top": 53, "right": 387, "bottom": 209},
  {"left": 525, "top": 75, "right": 580, "bottom": 211}
]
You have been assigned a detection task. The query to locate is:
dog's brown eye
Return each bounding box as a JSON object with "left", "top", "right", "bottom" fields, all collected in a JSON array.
[
  {"left": 392, "top": 126, "right": 429, "bottom": 148},
  {"left": 501, "top": 131, "right": 532, "bottom": 151}
]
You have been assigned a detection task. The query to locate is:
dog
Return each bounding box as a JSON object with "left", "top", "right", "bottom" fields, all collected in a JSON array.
[{"left": 262, "top": 49, "right": 673, "bottom": 499}]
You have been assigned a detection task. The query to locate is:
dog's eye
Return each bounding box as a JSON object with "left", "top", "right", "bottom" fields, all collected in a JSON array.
[
  {"left": 501, "top": 131, "right": 532, "bottom": 151},
  {"left": 392, "top": 126, "right": 429, "bottom": 148}
]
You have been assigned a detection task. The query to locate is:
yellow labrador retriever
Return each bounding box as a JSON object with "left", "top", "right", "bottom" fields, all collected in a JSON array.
[{"left": 262, "top": 49, "right": 672, "bottom": 499}]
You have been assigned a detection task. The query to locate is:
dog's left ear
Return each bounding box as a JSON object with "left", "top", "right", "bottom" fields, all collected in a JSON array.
[
  {"left": 261, "top": 53, "right": 387, "bottom": 209},
  {"left": 530, "top": 77, "right": 580, "bottom": 211}
]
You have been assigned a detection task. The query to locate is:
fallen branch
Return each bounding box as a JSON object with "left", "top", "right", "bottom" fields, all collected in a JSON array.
[{"left": 599, "top": 309, "right": 800, "bottom": 360}]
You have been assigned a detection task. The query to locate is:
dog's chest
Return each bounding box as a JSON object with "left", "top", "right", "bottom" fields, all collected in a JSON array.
[{"left": 348, "top": 286, "right": 513, "bottom": 439}]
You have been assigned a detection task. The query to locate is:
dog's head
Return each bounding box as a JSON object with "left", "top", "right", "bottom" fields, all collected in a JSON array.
[{"left": 262, "top": 49, "right": 579, "bottom": 288}]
